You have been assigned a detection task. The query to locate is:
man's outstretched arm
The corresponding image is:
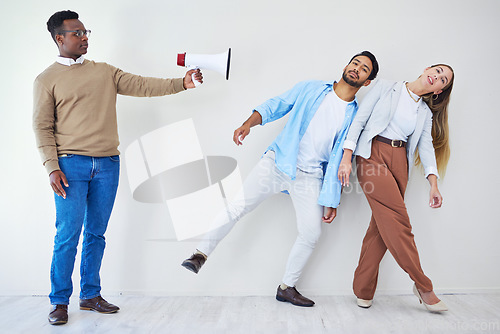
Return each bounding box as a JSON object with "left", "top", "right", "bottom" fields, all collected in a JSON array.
[{"left": 233, "top": 111, "right": 263, "bottom": 145}]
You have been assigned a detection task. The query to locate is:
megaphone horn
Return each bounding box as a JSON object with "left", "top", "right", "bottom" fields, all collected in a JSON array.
[{"left": 177, "top": 48, "right": 231, "bottom": 86}]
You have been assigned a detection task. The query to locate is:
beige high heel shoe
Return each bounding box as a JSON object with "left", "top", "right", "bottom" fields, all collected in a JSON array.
[
  {"left": 356, "top": 298, "right": 373, "bottom": 308},
  {"left": 413, "top": 284, "right": 448, "bottom": 312}
]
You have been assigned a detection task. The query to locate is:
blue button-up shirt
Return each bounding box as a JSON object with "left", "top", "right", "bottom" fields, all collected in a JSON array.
[{"left": 254, "top": 80, "right": 358, "bottom": 208}]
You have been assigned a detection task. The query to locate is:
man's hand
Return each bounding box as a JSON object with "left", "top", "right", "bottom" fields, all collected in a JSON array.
[
  {"left": 183, "top": 69, "right": 203, "bottom": 89},
  {"left": 49, "top": 170, "right": 68, "bottom": 199},
  {"left": 233, "top": 124, "right": 251, "bottom": 145},
  {"left": 233, "top": 111, "right": 262, "bottom": 145},
  {"left": 322, "top": 207, "right": 337, "bottom": 223}
]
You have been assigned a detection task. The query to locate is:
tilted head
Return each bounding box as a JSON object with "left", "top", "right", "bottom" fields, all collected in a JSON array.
[
  {"left": 418, "top": 64, "right": 455, "bottom": 176},
  {"left": 349, "top": 51, "right": 379, "bottom": 80},
  {"left": 419, "top": 64, "right": 454, "bottom": 104},
  {"left": 342, "top": 51, "right": 379, "bottom": 88}
]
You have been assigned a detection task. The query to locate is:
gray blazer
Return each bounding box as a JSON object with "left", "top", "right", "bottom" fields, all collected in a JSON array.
[{"left": 343, "top": 79, "right": 439, "bottom": 178}]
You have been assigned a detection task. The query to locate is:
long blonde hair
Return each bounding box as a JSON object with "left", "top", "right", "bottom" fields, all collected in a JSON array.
[{"left": 416, "top": 64, "right": 454, "bottom": 176}]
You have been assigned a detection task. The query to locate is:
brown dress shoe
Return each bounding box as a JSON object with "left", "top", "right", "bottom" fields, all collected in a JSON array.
[
  {"left": 276, "top": 285, "right": 315, "bottom": 307},
  {"left": 181, "top": 253, "right": 206, "bottom": 274},
  {"left": 80, "top": 296, "right": 119, "bottom": 313},
  {"left": 48, "top": 304, "right": 68, "bottom": 325}
]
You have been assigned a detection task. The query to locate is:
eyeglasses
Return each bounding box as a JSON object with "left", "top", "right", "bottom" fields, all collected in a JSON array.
[{"left": 58, "top": 29, "right": 91, "bottom": 38}]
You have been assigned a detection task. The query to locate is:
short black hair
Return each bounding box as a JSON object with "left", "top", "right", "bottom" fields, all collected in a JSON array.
[
  {"left": 349, "top": 51, "right": 379, "bottom": 80},
  {"left": 47, "top": 10, "right": 79, "bottom": 43}
]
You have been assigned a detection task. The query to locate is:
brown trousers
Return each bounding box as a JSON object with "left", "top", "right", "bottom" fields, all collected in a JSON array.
[{"left": 353, "top": 139, "right": 433, "bottom": 300}]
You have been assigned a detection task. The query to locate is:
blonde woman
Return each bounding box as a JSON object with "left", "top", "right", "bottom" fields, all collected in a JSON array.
[{"left": 338, "top": 64, "right": 454, "bottom": 312}]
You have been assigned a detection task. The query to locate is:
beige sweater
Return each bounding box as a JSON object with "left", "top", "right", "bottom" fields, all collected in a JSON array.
[{"left": 33, "top": 60, "right": 186, "bottom": 174}]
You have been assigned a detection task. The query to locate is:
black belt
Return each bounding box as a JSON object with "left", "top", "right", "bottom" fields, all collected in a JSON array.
[{"left": 375, "top": 135, "right": 406, "bottom": 148}]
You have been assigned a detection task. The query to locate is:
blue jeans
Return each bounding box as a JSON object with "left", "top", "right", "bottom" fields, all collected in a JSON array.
[{"left": 49, "top": 154, "right": 120, "bottom": 305}]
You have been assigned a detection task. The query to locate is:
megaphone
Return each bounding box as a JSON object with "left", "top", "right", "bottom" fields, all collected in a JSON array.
[{"left": 177, "top": 48, "right": 231, "bottom": 86}]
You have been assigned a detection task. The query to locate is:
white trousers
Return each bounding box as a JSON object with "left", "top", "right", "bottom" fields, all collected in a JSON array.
[{"left": 197, "top": 151, "right": 324, "bottom": 287}]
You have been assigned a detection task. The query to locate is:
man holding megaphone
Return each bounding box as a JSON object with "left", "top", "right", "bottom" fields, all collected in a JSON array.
[
  {"left": 33, "top": 10, "right": 203, "bottom": 326},
  {"left": 182, "top": 51, "right": 379, "bottom": 307},
  {"left": 177, "top": 48, "right": 230, "bottom": 86}
]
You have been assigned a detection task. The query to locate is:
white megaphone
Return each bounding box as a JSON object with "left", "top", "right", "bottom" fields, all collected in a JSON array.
[{"left": 177, "top": 48, "right": 231, "bottom": 86}]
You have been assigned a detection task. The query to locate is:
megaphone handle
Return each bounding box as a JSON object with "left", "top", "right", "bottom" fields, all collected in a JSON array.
[{"left": 189, "top": 66, "right": 202, "bottom": 87}]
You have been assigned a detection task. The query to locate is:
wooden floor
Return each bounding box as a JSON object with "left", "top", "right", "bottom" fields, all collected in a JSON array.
[{"left": 1, "top": 293, "right": 499, "bottom": 333}]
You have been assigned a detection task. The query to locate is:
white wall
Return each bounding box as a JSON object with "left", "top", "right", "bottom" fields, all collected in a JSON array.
[{"left": 0, "top": 0, "right": 499, "bottom": 297}]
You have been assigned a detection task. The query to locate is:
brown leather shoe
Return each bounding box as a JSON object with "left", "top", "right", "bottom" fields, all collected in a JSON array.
[
  {"left": 276, "top": 285, "right": 315, "bottom": 307},
  {"left": 80, "top": 296, "right": 119, "bottom": 313},
  {"left": 48, "top": 304, "right": 68, "bottom": 325},
  {"left": 181, "top": 253, "right": 206, "bottom": 274}
]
